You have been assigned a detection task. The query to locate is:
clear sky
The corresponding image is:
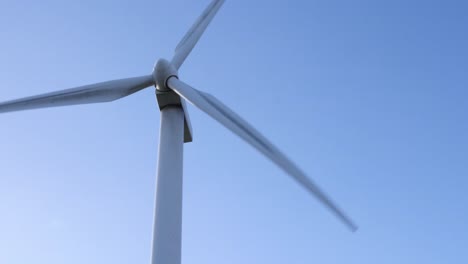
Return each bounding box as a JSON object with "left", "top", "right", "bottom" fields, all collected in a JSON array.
[{"left": 0, "top": 0, "right": 467, "bottom": 263}]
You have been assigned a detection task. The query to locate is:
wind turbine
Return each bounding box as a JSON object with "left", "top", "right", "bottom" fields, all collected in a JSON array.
[{"left": 0, "top": 0, "right": 357, "bottom": 263}]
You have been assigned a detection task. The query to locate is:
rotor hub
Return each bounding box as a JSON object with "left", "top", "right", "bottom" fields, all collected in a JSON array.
[{"left": 153, "top": 59, "right": 178, "bottom": 92}]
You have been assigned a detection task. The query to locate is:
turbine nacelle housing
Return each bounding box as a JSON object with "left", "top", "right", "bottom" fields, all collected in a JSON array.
[{"left": 153, "top": 59, "right": 192, "bottom": 143}]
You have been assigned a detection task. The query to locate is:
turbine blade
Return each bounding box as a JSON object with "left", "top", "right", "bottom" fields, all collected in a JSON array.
[
  {"left": 167, "top": 77, "right": 357, "bottom": 232},
  {"left": 171, "top": 0, "right": 225, "bottom": 69},
  {"left": 0, "top": 75, "right": 154, "bottom": 114}
]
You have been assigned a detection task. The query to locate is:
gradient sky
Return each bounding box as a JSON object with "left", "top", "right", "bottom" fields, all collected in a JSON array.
[{"left": 1, "top": 0, "right": 467, "bottom": 263}]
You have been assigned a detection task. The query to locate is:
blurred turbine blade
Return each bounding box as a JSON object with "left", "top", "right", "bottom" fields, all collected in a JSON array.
[
  {"left": 171, "top": 0, "right": 225, "bottom": 69},
  {"left": 167, "top": 77, "right": 358, "bottom": 231},
  {"left": 0, "top": 75, "right": 154, "bottom": 114}
]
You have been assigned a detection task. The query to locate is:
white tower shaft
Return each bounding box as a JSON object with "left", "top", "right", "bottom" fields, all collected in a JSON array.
[{"left": 151, "top": 106, "right": 185, "bottom": 264}]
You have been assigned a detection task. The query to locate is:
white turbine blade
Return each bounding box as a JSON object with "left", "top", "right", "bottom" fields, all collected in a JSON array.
[
  {"left": 171, "top": 0, "right": 225, "bottom": 69},
  {"left": 0, "top": 75, "right": 154, "bottom": 114},
  {"left": 167, "top": 77, "right": 358, "bottom": 232}
]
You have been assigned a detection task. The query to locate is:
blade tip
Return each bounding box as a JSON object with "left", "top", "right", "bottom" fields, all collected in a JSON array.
[{"left": 346, "top": 221, "right": 359, "bottom": 233}]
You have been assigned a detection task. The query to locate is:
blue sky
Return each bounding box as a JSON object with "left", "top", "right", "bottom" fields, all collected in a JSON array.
[{"left": 1, "top": 0, "right": 467, "bottom": 263}]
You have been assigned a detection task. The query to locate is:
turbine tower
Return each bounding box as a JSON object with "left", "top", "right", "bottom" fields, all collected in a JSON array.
[{"left": 0, "top": 1, "right": 357, "bottom": 263}]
